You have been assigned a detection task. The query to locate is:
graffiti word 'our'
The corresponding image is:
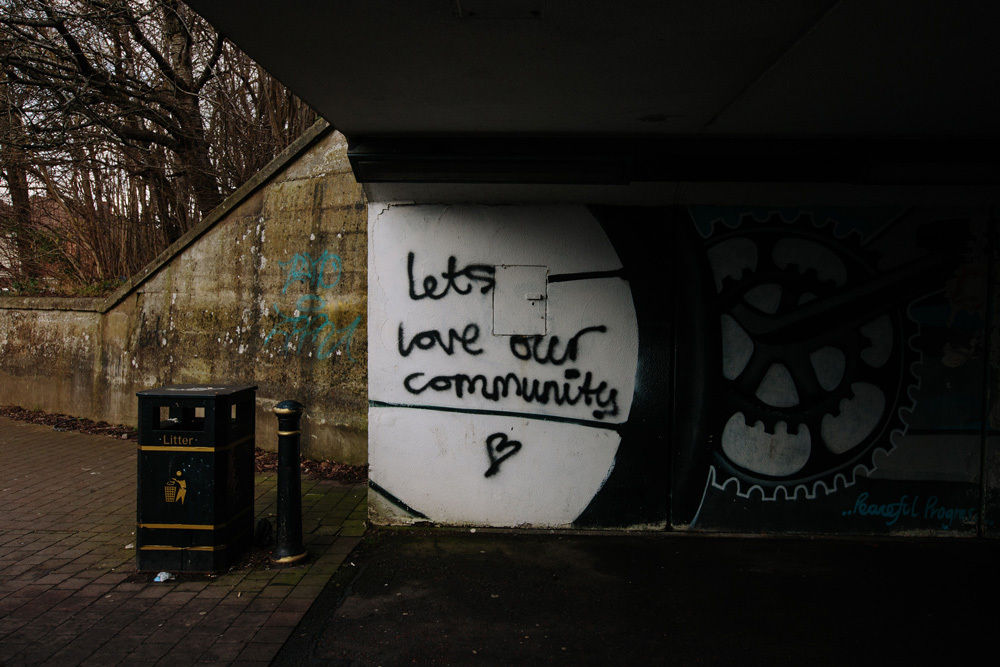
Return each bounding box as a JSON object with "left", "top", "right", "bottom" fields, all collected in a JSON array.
[
  {"left": 280, "top": 250, "right": 343, "bottom": 294},
  {"left": 842, "top": 492, "right": 978, "bottom": 529},
  {"left": 510, "top": 325, "right": 607, "bottom": 365},
  {"left": 407, "top": 252, "right": 494, "bottom": 300}
]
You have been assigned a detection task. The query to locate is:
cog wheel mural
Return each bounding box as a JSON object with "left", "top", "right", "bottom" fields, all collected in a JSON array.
[{"left": 704, "top": 213, "right": 917, "bottom": 500}]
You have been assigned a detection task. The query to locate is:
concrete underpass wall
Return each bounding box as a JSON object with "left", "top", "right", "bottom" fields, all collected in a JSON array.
[
  {"left": 367, "top": 203, "right": 1000, "bottom": 535},
  {"left": 0, "top": 302, "right": 104, "bottom": 417},
  {"left": 0, "top": 123, "right": 368, "bottom": 464}
]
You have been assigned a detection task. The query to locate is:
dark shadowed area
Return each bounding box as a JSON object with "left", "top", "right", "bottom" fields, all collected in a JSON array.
[{"left": 277, "top": 529, "right": 999, "bottom": 665}]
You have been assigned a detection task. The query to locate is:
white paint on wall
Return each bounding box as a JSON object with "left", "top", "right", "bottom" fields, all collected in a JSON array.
[
  {"left": 369, "top": 205, "right": 637, "bottom": 424},
  {"left": 722, "top": 413, "right": 810, "bottom": 477},
  {"left": 821, "top": 382, "right": 886, "bottom": 454},
  {"left": 860, "top": 315, "right": 893, "bottom": 367},
  {"left": 773, "top": 238, "right": 848, "bottom": 286},
  {"left": 370, "top": 408, "right": 620, "bottom": 526},
  {"left": 368, "top": 204, "right": 639, "bottom": 526},
  {"left": 755, "top": 363, "right": 799, "bottom": 407},
  {"left": 707, "top": 237, "right": 756, "bottom": 291},
  {"left": 742, "top": 283, "right": 782, "bottom": 314},
  {"left": 809, "top": 346, "right": 846, "bottom": 391},
  {"left": 720, "top": 314, "right": 753, "bottom": 381},
  {"left": 492, "top": 264, "right": 548, "bottom": 335}
]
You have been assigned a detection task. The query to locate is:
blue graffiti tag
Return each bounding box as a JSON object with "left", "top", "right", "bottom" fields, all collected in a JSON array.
[
  {"left": 279, "top": 250, "right": 343, "bottom": 294},
  {"left": 923, "top": 496, "right": 978, "bottom": 530},
  {"left": 841, "top": 492, "right": 979, "bottom": 530},
  {"left": 264, "top": 295, "right": 361, "bottom": 360},
  {"left": 266, "top": 249, "right": 358, "bottom": 361},
  {"left": 841, "top": 492, "right": 921, "bottom": 526}
]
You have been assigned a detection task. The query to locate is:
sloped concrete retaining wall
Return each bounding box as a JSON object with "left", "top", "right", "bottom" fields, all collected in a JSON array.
[{"left": 0, "top": 122, "right": 368, "bottom": 463}]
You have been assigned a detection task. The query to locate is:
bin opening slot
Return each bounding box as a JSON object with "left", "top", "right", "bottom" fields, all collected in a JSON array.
[
  {"left": 230, "top": 401, "right": 252, "bottom": 437},
  {"left": 157, "top": 403, "right": 207, "bottom": 431}
]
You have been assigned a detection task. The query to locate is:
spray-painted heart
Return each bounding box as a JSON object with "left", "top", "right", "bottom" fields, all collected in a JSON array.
[{"left": 484, "top": 432, "right": 522, "bottom": 478}]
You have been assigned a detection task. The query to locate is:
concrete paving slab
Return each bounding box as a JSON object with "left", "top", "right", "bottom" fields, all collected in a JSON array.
[{"left": 0, "top": 416, "right": 364, "bottom": 666}]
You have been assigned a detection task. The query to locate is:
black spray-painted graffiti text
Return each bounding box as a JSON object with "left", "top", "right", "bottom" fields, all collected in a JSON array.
[
  {"left": 407, "top": 252, "right": 495, "bottom": 300},
  {"left": 403, "top": 369, "right": 619, "bottom": 420},
  {"left": 484, "top": 432, "right": 522, "bottom": 477},
  {"left": 510, "top": 325, "right": 607, "bottom": 365},
  {"left": 398, "top": 323, "right": 483, "bottom": 357}
]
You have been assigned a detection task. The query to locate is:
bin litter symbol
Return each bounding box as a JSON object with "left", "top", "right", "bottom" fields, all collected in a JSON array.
[{"left": 163, "top": 471, "right": 186, "bottom": 504}]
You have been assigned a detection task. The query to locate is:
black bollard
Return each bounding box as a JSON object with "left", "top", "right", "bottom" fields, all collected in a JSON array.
[{"left": 272, "top": 400, "right": 307, "bottom": 564}]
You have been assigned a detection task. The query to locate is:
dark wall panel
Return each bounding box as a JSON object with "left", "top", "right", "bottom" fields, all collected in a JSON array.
[{"left": 668, "top": 206, "right": 990, "bottom": 534}]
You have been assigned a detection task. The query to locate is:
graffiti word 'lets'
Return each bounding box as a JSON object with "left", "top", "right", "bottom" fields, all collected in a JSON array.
[{"left": 407, "top": 252, "right": 494, "bottom": 300}]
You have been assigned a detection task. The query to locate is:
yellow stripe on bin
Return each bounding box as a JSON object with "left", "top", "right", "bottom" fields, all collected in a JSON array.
[
  {"left": 139, "top": 544, "right": 227, "bottom": 552},
  {"left": 137, "top": 506, "right": 251, "bottom": 532},
  {"left": 140, "top": 445, "right": 216, "bottom": 452},
  {"left": 138, "top": 524, "right": 250, "bottom": 552}
]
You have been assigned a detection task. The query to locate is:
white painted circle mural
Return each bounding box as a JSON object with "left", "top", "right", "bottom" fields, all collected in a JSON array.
[{"left": 368, "top": 204, "right": 639, "bottom": 527}]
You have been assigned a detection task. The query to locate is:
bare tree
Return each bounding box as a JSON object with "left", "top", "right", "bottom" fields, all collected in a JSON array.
[{"left": 0, "top": 0, "right": 316, "bottom": 291}]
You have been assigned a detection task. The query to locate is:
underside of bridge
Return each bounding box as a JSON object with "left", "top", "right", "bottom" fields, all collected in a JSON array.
[{"left": 188, "top": 1, "right": 1000, "bottom": 535}]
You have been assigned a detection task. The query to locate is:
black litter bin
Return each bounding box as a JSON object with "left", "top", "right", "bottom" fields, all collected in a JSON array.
[{"left": 136, "top": 384, "right": 257, "bottom": 572}]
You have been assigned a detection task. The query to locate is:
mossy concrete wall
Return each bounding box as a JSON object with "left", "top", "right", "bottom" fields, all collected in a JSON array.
[{"left": 0, "top": 122, "right": 368, "bottom": 463}]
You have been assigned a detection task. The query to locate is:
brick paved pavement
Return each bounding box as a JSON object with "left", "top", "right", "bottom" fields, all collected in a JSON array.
[{"left": 0, "top": 417, "right": 365, "bottom": 665}]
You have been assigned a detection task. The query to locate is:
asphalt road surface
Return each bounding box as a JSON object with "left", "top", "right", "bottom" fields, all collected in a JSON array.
[{"left": 274, "top": 528, "right": 999, "bottom": 665}]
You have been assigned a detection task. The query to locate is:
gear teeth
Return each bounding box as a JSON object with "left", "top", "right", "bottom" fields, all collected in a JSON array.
[
  {"left": 711, "top": 415, "right": 905, "bottom": 502},
  {"left": 870, "top": 443, "right": 895, "bottom": 462},
  {"left": 714, "top": 472, "right": 744, "bottom": 497},
  {"left": 811, "top": 215, "right": 833, "bottom": 231},
  {"left": 763, "top": 213, "right": 786, "bottom": 227},
  {"left": 831, "top": 221, "right": 869, "bottom": 245},
  {"left": 741, "top": 212, "right": 768, "bottom": 226},
  {"left": 750, "top": 414, "right": 800, "bottom": 436},
  {"left": 824, "top": 397, "right": 845, "bottom": 420},
  {"left": 707, "top": 209, "right": 919, "bottom": 504},
  {"left": 825, "top": 383, "right": 859, "bottom": 420},
  {"left": 709, "top": 433, "right": 896, "bottom": 502},
  {"left": 701, "top": 213, "right": 745, "bottom": 238}
]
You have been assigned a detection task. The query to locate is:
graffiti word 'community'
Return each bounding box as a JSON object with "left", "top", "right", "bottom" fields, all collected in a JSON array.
[{"left": 403, "top": 368, "right": 618, "bottom": 420}]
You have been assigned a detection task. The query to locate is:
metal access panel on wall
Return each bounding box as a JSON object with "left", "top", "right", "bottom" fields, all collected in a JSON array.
[{"left": 493, "top": 264, "right": 548, "bottom": 335}]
